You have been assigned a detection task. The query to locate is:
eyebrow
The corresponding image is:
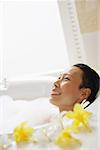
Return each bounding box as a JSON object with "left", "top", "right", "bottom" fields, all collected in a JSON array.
[
  {"left": 64, "top": 73, "right": 73, "bottom": 77},
  {"left": 60, "top": 73, "right": 73, "bottom": 78}
]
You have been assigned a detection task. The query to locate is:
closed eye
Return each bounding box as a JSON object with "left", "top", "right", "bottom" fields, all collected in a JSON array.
[
  {"left": 57, "top": 74, "right": 71, "bottom": 81},
  {"left": 63, "top": 77, "right": 70, "bottom": 80}
]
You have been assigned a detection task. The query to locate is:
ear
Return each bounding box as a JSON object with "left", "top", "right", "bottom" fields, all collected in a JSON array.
[{"left": 77, "top": 88, "right": 91, "bottom": 103}]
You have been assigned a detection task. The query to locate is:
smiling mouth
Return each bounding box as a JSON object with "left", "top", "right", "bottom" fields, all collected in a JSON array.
[{"left": 51, "top": 91, "right": 61, "bottom": 96}]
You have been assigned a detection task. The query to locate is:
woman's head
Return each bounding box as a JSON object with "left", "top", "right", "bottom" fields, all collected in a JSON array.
[
  {"left": 73, "top": 64, "right": 100, "bottom": 107},
  {"left": 50, "top": 63, "right": 99, "bottom": 111}
]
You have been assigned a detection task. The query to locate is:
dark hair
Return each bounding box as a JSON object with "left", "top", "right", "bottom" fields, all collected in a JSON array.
[{"left": 73, "top": 63, "right": 100, "bottom": 108}]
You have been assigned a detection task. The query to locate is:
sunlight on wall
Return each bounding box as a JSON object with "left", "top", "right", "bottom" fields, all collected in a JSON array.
[{"left": 0, "top": 1, "right": 69, "bottom": 79}]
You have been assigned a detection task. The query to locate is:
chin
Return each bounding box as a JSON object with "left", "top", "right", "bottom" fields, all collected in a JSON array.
[
  {"left": 49, "top": 96, "right": 59, "bottom": 106},
  {"left": 49, "top": 97, "right": 54, "bottom": 104}
]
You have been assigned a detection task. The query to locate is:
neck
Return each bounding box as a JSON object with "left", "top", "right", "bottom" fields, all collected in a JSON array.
[{"left": 59, "top": 105, "right": 74, "bottom": 112}]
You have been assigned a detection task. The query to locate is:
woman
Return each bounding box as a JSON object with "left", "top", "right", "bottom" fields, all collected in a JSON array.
[
  {"left": 0, "top": 63, "right": 99, "bottom": 133},
  {"left": 50, "top": 63, "right": 100, "bottom": 112}
]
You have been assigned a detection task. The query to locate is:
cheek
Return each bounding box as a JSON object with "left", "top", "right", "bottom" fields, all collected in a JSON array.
[
  {"left": 61, "top": 83, "right": 74, "bottom": 94},
  {"left": 61, "top": 83, "right": 80, "bottom": 99}
]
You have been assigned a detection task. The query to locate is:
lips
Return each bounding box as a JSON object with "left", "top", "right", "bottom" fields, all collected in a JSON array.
[{"left": 51, "top": 89, "right": 61, "bottom": 96}]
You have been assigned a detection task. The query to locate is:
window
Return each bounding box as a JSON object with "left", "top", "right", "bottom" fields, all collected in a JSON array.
[{"left": 0, "top": 1, "right": 69, "bottom": 80}]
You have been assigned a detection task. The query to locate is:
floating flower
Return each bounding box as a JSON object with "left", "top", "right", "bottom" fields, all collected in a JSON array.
[
  {"left": 55, "top": 128, "right": 81, "bottom": 148},
  {"left": 13, "top": 121, "right": 35, "bottom": 143},
  {"left": 66, "top": 103, "right": 92, "bottom": 131},
  {"left": 12, "top": 103, "right": 94, "bottom": 147}
]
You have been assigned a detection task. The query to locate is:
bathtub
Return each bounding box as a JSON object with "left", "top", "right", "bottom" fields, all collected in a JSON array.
[
  {"left": 0, "top": 75, "right": 56, "bottom": 100},
  {"left": 0, "top": 73, "right": 100, "bottom": 150}
]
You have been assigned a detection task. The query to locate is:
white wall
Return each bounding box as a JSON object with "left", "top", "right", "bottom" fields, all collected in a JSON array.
[{"left": 0, "top": 1, "right": 69, "bottom": 80}]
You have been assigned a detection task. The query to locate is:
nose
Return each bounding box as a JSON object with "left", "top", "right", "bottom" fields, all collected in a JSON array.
[{"left": 54, "top": 79, "right": 61, "bottom": 88}]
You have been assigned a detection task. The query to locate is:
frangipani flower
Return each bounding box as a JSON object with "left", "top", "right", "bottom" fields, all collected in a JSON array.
[
  {"left": 13, "top": 122, "right": 35, "bottom": 143},
  {"left": 55, "top": 129, "right": 81, "bottom": 148},
  {"left": 66, "top": 103, "right": 92, "bottom": 131}
]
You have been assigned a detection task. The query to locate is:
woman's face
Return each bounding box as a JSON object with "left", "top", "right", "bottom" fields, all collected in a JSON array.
[{"left": 50, "top": 66, "right": 84, "bottom": 111}]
